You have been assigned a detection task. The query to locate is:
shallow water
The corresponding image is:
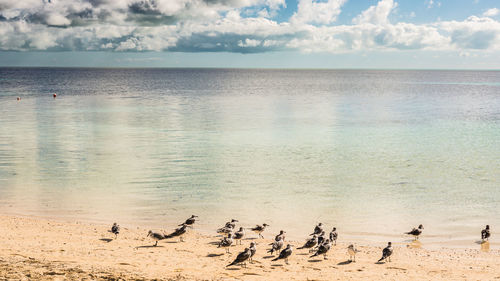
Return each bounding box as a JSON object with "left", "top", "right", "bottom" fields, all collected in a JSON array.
[{"left": 0, "top": 68, "right": 499, "bottom": 248}]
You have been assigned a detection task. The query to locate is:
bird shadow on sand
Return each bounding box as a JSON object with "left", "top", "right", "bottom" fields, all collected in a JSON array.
[
  {"left": 165, "top": 241, "right": 180, "bottom": 244},
  {"left": 296, "top": 253, "right": 309, "bottom": 256},
  {"left": 307, "top": 259, "right": 324, "bottom": 263},
  {"left": 135, "top": 245, "right": 165, "bottom": 249},
  {"left": 375, "top": 261, "right": 387, "bottom": 265},
  {"left": 208, "top": 241, "right": 221, "bottom": 245},
  {"left": 99, "top": 238, "right": 113, "bottom": 243},
  {"left": 475, "top": 240, "right": 485, "bottom": 245},
  {"left": 262, "top": 255, "right": 275, "bottom": 259},
  {"left": 270, "top": 264, "right": 284, "bottom": 267},
  {"left": 337, "top": 260, "right": 353, "bottom": 265},
  {"left": 244, "top": 237, "right": 258, "bottom": 240},
  {"left": 206, "top": 253, "right": 225, "bottom": 258},
  {"left": 226, "top": 267, "right": 242, "bottom": 271}
]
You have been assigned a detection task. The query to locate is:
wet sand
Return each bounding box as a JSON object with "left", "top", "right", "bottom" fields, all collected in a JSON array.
[{"left": 0, "top": 214, "right": 498, "bottom": 280}]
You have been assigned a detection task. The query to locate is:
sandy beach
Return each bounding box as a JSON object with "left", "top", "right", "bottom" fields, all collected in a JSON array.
[{"left": 0, "top": 215, "right": 498, "bottom": 280}]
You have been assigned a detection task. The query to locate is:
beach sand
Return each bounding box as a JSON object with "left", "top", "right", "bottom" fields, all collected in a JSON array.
[{"left": 0, "top": 215, "right": 498, "bottom": 280}]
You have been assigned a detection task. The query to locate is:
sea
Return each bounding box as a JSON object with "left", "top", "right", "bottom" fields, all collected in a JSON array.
[{"left": 0, "top": 68, "right": 499, "bottom": 248}]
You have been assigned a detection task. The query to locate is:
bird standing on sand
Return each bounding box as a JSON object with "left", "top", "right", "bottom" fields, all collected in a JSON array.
[
  {"left": 217, "top": 219, "right": 238, "bottom": 234},
  {"left": 316, "top": 231, "right": 326, "bottom": 247},
  {"left": 311, "top": 223, "right": 323, "bottom": 236},
  {"left": 147, "top": 230, "right": 166, "bottom": 246},
  {"left": 405, "top": 224, "right": 424, "bottom": 240},
  {"left": 311, "top": 239, "right": 332, "bottom": 260},
  {"left": 275, "top": 230, "right": 286, "bottom": 242},
  {"left": 268, "top": 236, "right": 284, "bottom": 255},
  {"left": 227, "top": 248, "right": 251, "bottom": 267},
  {"left": 482, "top": 225, "right": 490, "bottom": 241},
  {"left": 378, "top": 242, "right": 393, "bottom": 262},
  {"left": 347, "top": 244, "right": 360, "bottom": 262},
  {"left": 110, "top": 223, "right": 120, "bottom": 239},
  {"left": 251, "top": 223, "right": 269, "bottom": 239},
  {"left": 166, "top": 224, "right": 188, "bottom": 242},
  {"left": 233, "top": 227, "right": 245, "bottom": 245},
  {"left": 218, "top": 233, "right": 233, "bottom": 253},
  {"left": 330, "top": 227, "right": 338, "bottom": 245},
  {"left": 272, "top": 244, "right": 293, "bottom": 264},
  {"left": 181, "top": 215, "right": 198, "bottom": 227},
  {"left": 249, "top": 242, "right": 257, "bottom": 263},
  {"left": 298, "top": 234, "right": 318, "bottom": 253}
]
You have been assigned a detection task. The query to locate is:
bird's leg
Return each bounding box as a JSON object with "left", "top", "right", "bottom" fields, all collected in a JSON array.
[
  {"left": 324, "top": 254, "right": 328, "bottom": 260},
  {"left": 154, "top": 241, "right": 158, "bottom": 247},
  {"left": 285, "top": 258, "right": 289, "bottom": 265}
]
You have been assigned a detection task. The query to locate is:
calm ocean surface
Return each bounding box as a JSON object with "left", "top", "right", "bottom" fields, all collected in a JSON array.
[{"left": 0, "top": 68, "right": 499, "bottom": 248}]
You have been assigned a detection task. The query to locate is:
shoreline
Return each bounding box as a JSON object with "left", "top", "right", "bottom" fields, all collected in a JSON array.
[
  {"left": 1, "top": 214, "right": 499, "bottom": 280},
  {"left": 0, "top": 207, "right": 495, "bottom": 250}
]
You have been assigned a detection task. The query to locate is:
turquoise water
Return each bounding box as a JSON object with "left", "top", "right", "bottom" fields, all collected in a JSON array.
[{"left": 0, "top": 68, "right": 499, "bottom": 248}]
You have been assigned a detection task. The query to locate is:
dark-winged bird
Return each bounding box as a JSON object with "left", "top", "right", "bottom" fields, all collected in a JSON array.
[
  {"left": 272, "top": 244, "right": 293, "bottom": 264},
  {"left": 310, "top": 223, "right": 323, "bottom": 236},
  {"left": 275, "top": 230, "right": 286, "bottom": 242},
  {"left": 268, "top": 236, "right": 284, "bottom": 255},
  {"left": 218, "top": 233, "right": 233, "bottom": 253},
  {"left": 181, "top": 215, "right": 198, "bottom": 227},
  {"left": 405, "top": 224, "right": 424, "bottom": 240},
  {"left": 378, "top": 242, "right": 393, "bottom": 262},
  {"left": 227, "top": 248, "right": 251, "bottom": 267},
  {"left": 166, "top": 224, "right": 188, "bottom": 242},
  {"left": 251, "top": 223, "right": 269, "bottom": 239},
  {"left": 329, "top": 227, "right": 338, "bottom": 245},
  {"left": 310, "top": 239, "right": 332, "bottom": 260},
  {"left": 298, "top": 234, "right": 318, "bottom": 253},
  {"left": 233, "top": 227, "right": 245, "bottom": 245},
  {"left": 481, "top": 225, "right": 490, "bottom": 241},
  {"left": 110, "top": 223, "right": 120, "bottom": 239},
  {"left": 147, "top": 230, "right": 166, "bottom": 246},
  {"left": 249, "top": 242, "right": 257, "bottom": 263}
]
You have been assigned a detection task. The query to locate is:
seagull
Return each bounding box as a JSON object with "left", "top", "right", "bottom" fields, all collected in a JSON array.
[
  {"left": 147, "top": 230, "right": 166, "bottom": 246},
  {"left": 268, "top": 236, "right": 284, "bottom": 255},
  {"left": 249, "top": 242, "right": 257, "bottom": 263},
  {"left": 218, "top": 233, "right": 233, "bottom": 253},
  {"left": 227, "top": 248, "right": 251, "bottom": 267},
  {"left": 378, "top": 242, "right": 393, "bottom": 262},
  {"left": 310, "top": 223, "right": 323, "bottom": 236},
  {"left": 275, "top": 230, "right": 286, "bottom": 242},
  {"left": 166, "top": 224, "right": 188, "bottom": 242},
  {"left": 330, "top": 227, "right": 338, "bottom": 245},
  {"left": 272, "top": 244, "right": 293, "bottom": 264},
  {"left": 311, "top": 239, "right": 332, "bottom": 260},
  {"left": 217, "top": 219, "right": 238, "bottom": 234},
  {"left": 298, "top": 234, "right": 318, "bottom": 253},
  {"left": 227, "top": 219, "right": 238, "bottom": 229},
  {"left": 347, "top": 244, "right": 360, "bottom": 262},
  {"left": 110, "top": 223, "right": 120, "bottom": 239},
  {"left": 250, "top": 223, "right": 269, "bottom": 239},
  {"left": 233, "top": 227, "right": 245, "bottom": 245},
  {"left": 316, "top": 231, "right": 326, "bottom": 248},
  {"left": 181, "top": 215, "right": 198, "bottom": 227},
  {"left": 481, "top": 225, "right": 490, "bottom": 241},
  {"left": 405, "top": 224, "right": 424, "bottom": 240}
]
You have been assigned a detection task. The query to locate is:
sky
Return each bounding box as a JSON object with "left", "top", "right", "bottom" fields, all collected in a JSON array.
[{"left": 0, "top": 0, "right": 499, "bottom": 68}]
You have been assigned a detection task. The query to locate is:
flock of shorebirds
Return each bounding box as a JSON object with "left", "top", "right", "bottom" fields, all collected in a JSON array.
[{"left": 108, "top": 217, "right": 492, "bottom": 268}]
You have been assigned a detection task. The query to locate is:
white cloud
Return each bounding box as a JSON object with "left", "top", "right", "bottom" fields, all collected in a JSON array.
[
  {"left": 0, "top": 0, "right": 499, "bottom": 54},
  {"left": 483, "top": 8, "right": 499, "bottom": 17},
  {"left": 352, "top": 0, "right": 398, "bottom": 25},
  {"left": 291, "top": 0, "right": 346, "bottom": 25}
]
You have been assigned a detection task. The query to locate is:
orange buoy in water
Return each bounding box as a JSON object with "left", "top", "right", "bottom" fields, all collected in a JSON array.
[
  {"left": 17, "top": 97, "right": 21, "bottom": 101},
  {"left": 53, "top": 93, "right": 57, "bottom": 98}
]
